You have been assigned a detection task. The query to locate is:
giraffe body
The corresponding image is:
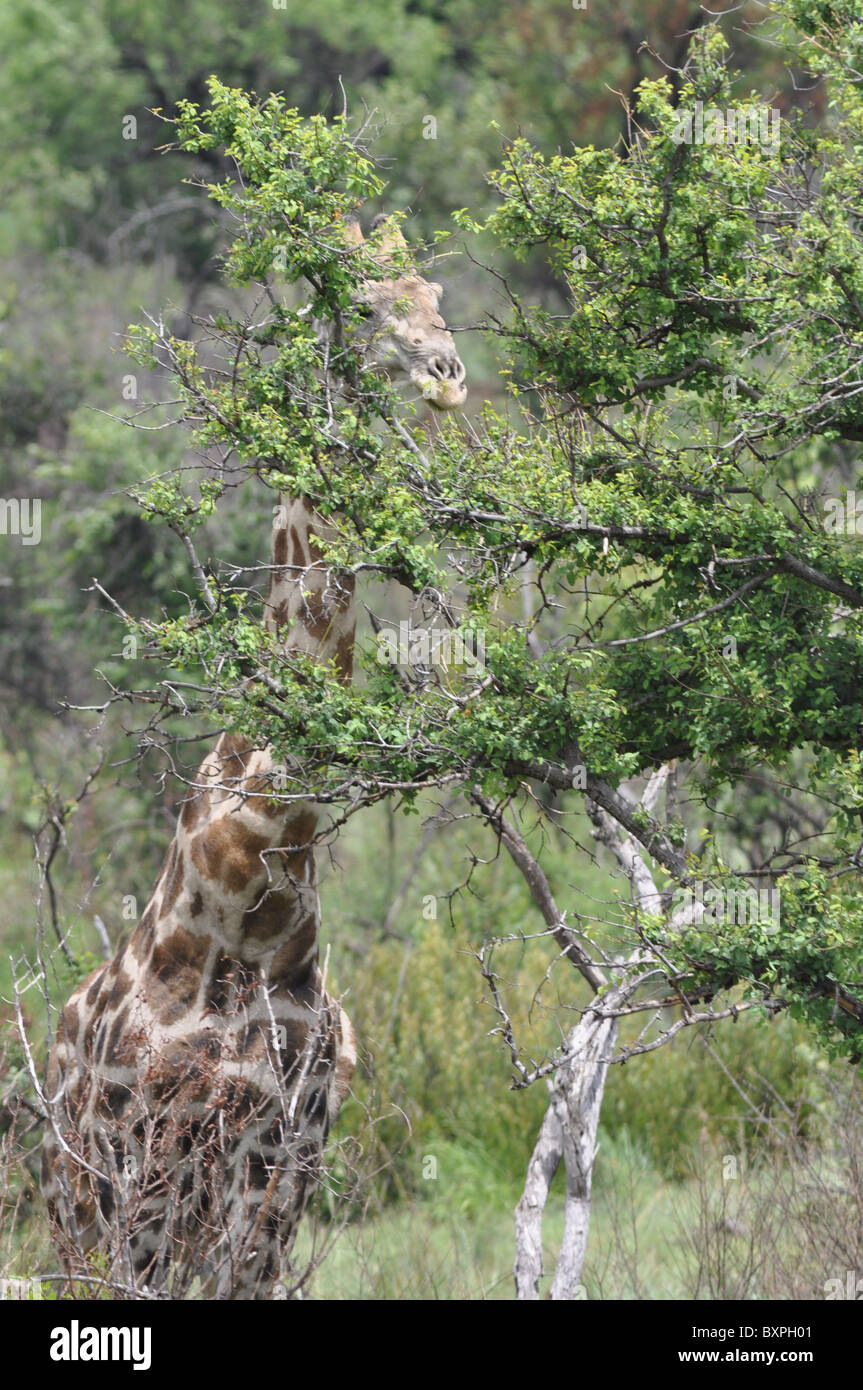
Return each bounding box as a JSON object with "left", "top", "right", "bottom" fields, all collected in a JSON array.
[
  {"left": 42, "top": 505, "right": 358, "bottom": 1297},
  {"left": 41, "top": 215, "right": 466, "bottom": 1298}
]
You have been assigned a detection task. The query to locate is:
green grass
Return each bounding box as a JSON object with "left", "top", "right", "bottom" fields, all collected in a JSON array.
[{"left": 295, "top": 1138, "right": 733, "bottom": 1300}]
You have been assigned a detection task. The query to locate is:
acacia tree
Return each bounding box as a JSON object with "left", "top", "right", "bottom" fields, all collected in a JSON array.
[
  {"left": 84, "top": 0, "right": 863, "bottom": 1298},
  {"left": 460, "top": 3, "right": 863, "bottom": 1294}
]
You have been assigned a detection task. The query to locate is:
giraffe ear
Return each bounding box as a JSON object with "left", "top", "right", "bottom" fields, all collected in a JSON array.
[{"left": 370, "top": 212, "right": 410, "bottom": 265}]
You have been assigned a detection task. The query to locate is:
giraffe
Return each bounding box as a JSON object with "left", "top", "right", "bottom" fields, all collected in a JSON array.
[{"left": 40, "top": 213, "right": 467, "bottom": 1299}]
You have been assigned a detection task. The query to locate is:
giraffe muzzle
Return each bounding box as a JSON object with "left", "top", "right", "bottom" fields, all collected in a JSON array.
[{"left": 412, "top": 350, "right": 467, "bottom": 409}]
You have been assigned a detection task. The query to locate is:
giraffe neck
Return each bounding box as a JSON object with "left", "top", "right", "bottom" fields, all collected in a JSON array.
[
  {"left": 135, "top": 493, "right": 355, "bottom": 967},
  {"left": 266, "top": 494, "right": 356, "bottom": 680}
]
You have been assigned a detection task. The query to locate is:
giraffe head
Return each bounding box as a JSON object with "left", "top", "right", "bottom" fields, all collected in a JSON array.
[{"left": 339, "top": 212, "right": 467, "bottom": 411}]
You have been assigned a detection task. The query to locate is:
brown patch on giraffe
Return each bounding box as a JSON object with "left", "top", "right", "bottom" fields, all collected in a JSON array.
[
  {"left": 293, "top": 1143, "right": 318, "bottom": 1179},
  {"left": 96, "top": 1177, "right": 115, "bottom": 1222},
  {"left": 179, "top": 1167, "right": 195, "bottom": 1204},
  {"left": 185, "top": 1029, "right": 221, "bottom": 1062},
  {"left": 204, "top": 953, "right": 232, "bottom": 1016},
  {"left": 148, "top": 925, "right": 208, "bottom": 983},
  {"left": 273, "top": 598, "right": 290, "bottom": 628},
  {"left": 289, "top": 524, "right": 305, "bottom": 564},
  {"left": 215, "top": 1078, "right": 261, "bottom": 1123},
  {"left": 147, "top": 1032, "right": 221, "bottom": 1103},
  {"left": 216, "top": 731, "right": 252, "bottom": 777},
  {"left": 159, "top": 846, "right": 186, "bottom": 918},
  {"left": 273, "top": 527, "right": 289, "bottom": 568},
  {"left": 256, "top": 782, "right": 316, "bottom": 823},
  {"left": 262, "top": 1116, "right": 286, "bottom": 1149},
  {"left": 84, "top": 965, "right": 107, "bottom": 1008},
  {"left": 131, "top": 904, "right": 156, "bottom": 962},
  {"left": 205, "top": 953, "right": 256, "bottom": 1017},
  {"left": 243, "top": 890, "right": 290, "bottom": 941},
  {"left": 245, "top": 1152, "right": 271, "bottom": 1190},
  {"left": 189, "top": 890, "right": 204, "bottom": 918},
  {"left": 143, "top": 1030, "right": 222, "bottom": 1082},
  {"left": 282, "top": 809, "right": 318, "bottom": 850},
  {"left": 244, "top": 766, "right": 281, "bottom": 800},
  {"left": 224, "top": 731, "right": 252, "bottom": 757},
  {"left": 189, "top": 820, "right": 232, "bottom": 887},
  {"left": 103, "top": 1007, "right": 134, "bottom": 1068},
  {"left": 333, "top": 572, "right": 356, "bottom": 612},
  {"left": 284, "top": 972, "right": 320, "bottom": 1011},
  {"left": 73, "top": 1198, "right": 97, "bottom": 1236},
  {"left": 59, "top": 1003, "right": 79, "bottom": 1048},
  {"left": 146, "top": 926, "right": 211, "bottom": 1026},
  {"left": 105, "top": 968, "right": 133, "bottom": 1016},
  {"left": 236, "top": 1021, "right": 271, "bottom": 1060},
  {"left": 334, "top": 630, "right": 354, "bottom": 680},
  {"left": 269, "top": 918, "right": 318, "bottom": 990},
  {"left": 80, "top": 1014, "right": 100, "bottom": 1063},
  {"left": 79, "top": 1023, "right": 98, "bottom": 1061},
  {"left": 301, "top": 591, "right": 331, "bottom": 642},
  {"left": 96, "top": 1079, "right": 133, "bottom": 1121},
  {"left": 189, "top": 819, "right": 273, "bottom": 896},
  {"left": 275, "top": 846, "right": 311, "bottom": 878},
  {"left": 180, "top": 790, "right": 210, "bottom": 832},
  {"left": 303, "top": 1085, "right": 327, "bottom": 1126}
]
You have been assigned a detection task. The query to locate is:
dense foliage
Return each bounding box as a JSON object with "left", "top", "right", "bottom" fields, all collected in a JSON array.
[
  {"left": 2, "top": 0, "right": 863, "bottom": 1298},
  {"left": 112, "top": 11, "right": 863, "bottom": 1068}
]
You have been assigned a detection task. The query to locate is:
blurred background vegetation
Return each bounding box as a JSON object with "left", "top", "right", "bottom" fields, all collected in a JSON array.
[{"left": 0, "top": 0, "right": 853, "bottom": 1297}]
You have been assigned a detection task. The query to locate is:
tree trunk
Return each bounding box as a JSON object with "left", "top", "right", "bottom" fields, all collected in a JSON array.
[
  {"left": 549, "top": 1008, "right": 618, "bottom": 1299},
  {"left": 514, "top": 1004, "right": 619, "bottom": 1299},
  {"left": 513, "top": 1097, "right": 563, "bottom": 1299}
]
